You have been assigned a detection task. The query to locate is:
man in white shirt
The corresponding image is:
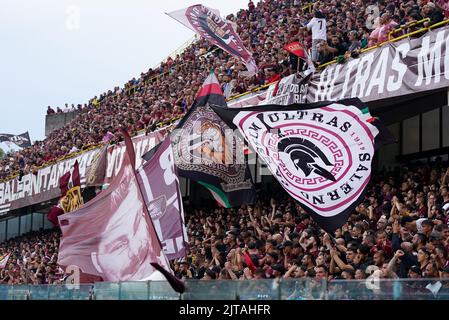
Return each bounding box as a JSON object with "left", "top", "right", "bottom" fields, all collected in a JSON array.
[{"left": 306, "top": 10, "right": 327, "bottom": 62}]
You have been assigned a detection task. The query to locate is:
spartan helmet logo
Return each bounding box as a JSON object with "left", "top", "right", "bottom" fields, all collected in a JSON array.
[
  {"left": 255, "top": 113, "right": 336, "bottom": 182},
  {"left": 278, "top": 137, "right": 336, "bottom": 182}
]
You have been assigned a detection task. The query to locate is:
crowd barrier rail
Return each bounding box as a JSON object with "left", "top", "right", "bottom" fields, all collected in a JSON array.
[{"left": 0, "top": 278, "right": 448, "bottom": 300}]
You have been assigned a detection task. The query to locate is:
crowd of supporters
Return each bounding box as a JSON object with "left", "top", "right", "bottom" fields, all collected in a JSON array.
[
  {"left": 0, "top": 230, "right": 64, "bottom": 285},
  {"left": 1, "top": 159, "right": 449, "bottom": 285},
  {"left": 1, "top": 0, "right": 448, "bottom": 182},
  {"left": 175, "top": 160, "right": 449, "bottom": 282}
]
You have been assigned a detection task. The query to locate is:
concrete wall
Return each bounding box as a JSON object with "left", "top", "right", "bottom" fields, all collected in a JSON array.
[{"left": 45, "top": 110, "right": 81, "bottom": 136}]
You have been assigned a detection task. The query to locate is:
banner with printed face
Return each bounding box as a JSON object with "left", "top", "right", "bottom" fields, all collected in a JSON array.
[
  {"left": 58, "top": 137, "right": 173, "bottom": 283},
  {"left": 137, "top": 138, "right": 187, "bottom": 260},
  {"left": 211, "top": 98, "right": 395, "bottom": 232},
  {"left": 170, "top": 73, "right": 256, "bottom": 208},
  {"left": 167, "top": 4, "right": 258, "bottom": 73},
  {"left": 0, "top": 130, "right": 166, "bottom": 216}
]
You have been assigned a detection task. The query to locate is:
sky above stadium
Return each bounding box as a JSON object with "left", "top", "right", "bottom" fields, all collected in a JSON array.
[{"left": 0, "top": 0, "right": 257, "bottom": 149}]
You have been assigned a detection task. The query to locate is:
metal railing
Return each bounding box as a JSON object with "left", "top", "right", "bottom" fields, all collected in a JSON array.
[{"left": 1, "top": 278, "right": 448, "bottom": 300}]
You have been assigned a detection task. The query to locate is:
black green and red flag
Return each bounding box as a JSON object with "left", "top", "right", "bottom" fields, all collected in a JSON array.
[{"left": 170, "top": 73, "right": 256, "bottom": 208}]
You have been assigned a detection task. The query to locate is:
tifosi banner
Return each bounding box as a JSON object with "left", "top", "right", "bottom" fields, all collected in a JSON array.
[
  {"left": 167, "top": 4, "right": 258, "bottom": 73},
  {"left": 0, "top": 131, "right": 166, "bottom": 215},
  {"left": 211, "top": 98, "right": 395, "bottom": 233},
  {"left": 310, "top": 25, "right": 449, "bottom": 103},
  {"left": 233, "top": 26, "right": 449, "bottom": 106}
]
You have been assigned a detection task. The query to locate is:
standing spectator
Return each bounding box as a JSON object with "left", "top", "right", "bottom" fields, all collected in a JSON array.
[
  {"left": 377, "top": 13, "right": 399, "bottom": 44},
  {"left": 306, "top": 10, "right": 327, "bottom": 62},
  {"left": 46, "top": 106, "right": 56, "bottom": 115}
]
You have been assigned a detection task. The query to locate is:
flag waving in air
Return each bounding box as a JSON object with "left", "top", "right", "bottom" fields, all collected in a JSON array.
[
  {"left": 170, "top": 73, "right": 256, "bottom": 208},
  {"left": 48, "top": 160, "right": 83, "bottom": 226},
  {"left": 167, "top": 4, "right": 258, "bottom": 74},
  {"left": 58, "top": 130, "right": 184, "bottom": 292},
  {"left": 210, "top": 98, "right": 395, "bottom": 233},
  {"left": 0, "top": 132, "right": 31, "bottom": 148}
]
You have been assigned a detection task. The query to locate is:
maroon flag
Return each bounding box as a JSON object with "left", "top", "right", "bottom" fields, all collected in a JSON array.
[
  {"left": 59, "top": 171, "right": 71, "bottom": 197},
  {"left": 47, "top": 205, "right": 64, "bottom": 226},
  {"left": 72, "top": 160, "right": 81, "bottom": 187},
  {"left": 167, "top": 5, "right": 258, "bottom": 74},
  {"left": 137, "top": 137, "right": 187, "bottom": 260},
  {"left": 58, "top": 132, "right": 184, "bottom": 292}
]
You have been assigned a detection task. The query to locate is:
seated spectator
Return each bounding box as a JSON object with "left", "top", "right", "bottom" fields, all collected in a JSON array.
[
  {"left": 264, "top": 66, "right": 281, "bottom": 85},
  {"left": 423, "top": 2, "right": 445, "bottom": 27},
  {"left": 347, "top": 30, "right": 361, "bottom": 53},
  {"left": 327, "top": 36, "right": 348, "bottom": 59},
  {"left": 314, "top": 41, "right": 334, "bottom": 66}
]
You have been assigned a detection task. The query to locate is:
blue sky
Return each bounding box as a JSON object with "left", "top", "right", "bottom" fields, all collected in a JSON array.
[{"left": 0, "top": 0, "right": 254, "bottom": 146}]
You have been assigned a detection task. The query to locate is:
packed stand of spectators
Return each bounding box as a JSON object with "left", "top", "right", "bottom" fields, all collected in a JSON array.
[
  {"left": 0, "top": 161, "right": 449, "bottom": 286},
  {"left": 0, "top": 230, "right": 64, "bottom": 285},
  {"left": 1, "top": 0, "right": 447, "bottom": 181},
  {"left": 174, "top": 160, "right": 449, "bottom": 285}
]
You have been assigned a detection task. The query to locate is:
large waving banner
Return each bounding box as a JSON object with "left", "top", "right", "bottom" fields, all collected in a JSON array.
[
  {"left": 0, "top": 131, "right": 166, "bottom": 216},
  {"left": 211, "top": 98, "right": 394, "bottom": 232},
  {"left": 167, "top": 4, "right": 258, "bottom": 73},
  {"left": 58, "top": 135, "right": 175, "bottom": 284},
  {"left": 171, "top": 73, "right": 256, "bottom": 208},
  {"left": 137, "top": 138, "right": 187, "bottom": 260}
]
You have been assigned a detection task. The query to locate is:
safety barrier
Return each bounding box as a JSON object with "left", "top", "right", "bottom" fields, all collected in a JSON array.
[{"left": 0, "top": 278, "right": 448, "bottom": 300}]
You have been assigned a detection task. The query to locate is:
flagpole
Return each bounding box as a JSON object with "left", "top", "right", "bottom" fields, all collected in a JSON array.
[{"left": 120, "top": 129, "right": 184, "bottom": 292}]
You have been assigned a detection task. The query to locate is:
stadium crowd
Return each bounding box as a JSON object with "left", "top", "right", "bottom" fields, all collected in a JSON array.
[
  {"left": 1, "top": 160, "right": 449, "bottom": 285},
  {"left": 1, "top": 0, "right": 448, "bottom": 182},
  {"left": 0, "top": 230, "right": 64, "bottom": 285},
  {"left": 173, "top": 160, "right": 449, "bottom": 282},
  {"left": 1, "top": 0, "right": 449, "bottom": 286}
]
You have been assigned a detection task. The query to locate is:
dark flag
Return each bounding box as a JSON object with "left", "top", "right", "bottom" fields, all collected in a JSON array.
[
  {"left": 0, "top": 132, "right": 31, "bottom": 148},
  {"left": 210, "top": 98, "right": 395, "bottom": 233},
  {"left": 169, "top": 73, "right": 256, "bottom": 208}
]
